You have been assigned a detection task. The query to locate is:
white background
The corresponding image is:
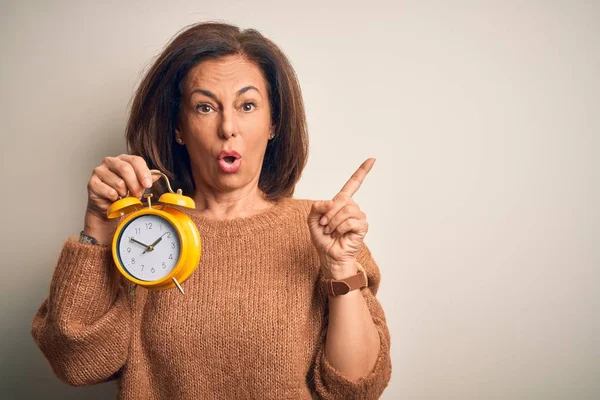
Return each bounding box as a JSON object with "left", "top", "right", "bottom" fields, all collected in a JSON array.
[{"left": 1, "top": 0, "right": 598, "bottom": 398}]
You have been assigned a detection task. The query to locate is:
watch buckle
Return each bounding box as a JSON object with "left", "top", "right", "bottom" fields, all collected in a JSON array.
[{"left": 331, "top": 281, "right": 351, "bottom": 296}]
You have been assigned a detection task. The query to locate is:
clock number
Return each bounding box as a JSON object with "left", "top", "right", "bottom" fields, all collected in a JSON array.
[
  {"left": 141, "top": 264, "right": 144, "bottom": 271},
  {"left": 131, "top": 258, "right": 135, "bottom": 264},
  {"left": 169, "top": 254, "right": 173, "bottom": 260},
  {"left": 162, "top": 262, "right": 166, "bottom": 269},
  {"left": 171, "top": 242, "right": 175, "bottom": 249},
  {"left": 135, "top": 227, "right": 141, "bottom": 234},
  {"left": 151, "top": 267, "right": 155, "bottom": 273},
  {"left": 146, "top": 223, "right": 152, "bottom": 230},
  {"left": 166, "top": 232, "right": 171, "bottom": 238},
  {"left": 160, "top": 225, "right": 162, "bottom": 231},
  {"left": 127, "top": 247, "right": 131, "bottom": 253}
]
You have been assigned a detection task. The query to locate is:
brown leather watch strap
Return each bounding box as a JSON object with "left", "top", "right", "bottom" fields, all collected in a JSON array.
[{"left": 322, "top": 263, "right": 368, "bottom": 296}]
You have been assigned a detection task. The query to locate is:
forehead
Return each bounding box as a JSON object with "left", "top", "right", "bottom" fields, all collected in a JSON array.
[{"left": 184, "top": 55, "right": 267, "bottom": 94}]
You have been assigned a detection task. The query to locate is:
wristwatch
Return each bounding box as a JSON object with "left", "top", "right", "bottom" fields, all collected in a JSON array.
[
  {"left": 79, "top": 230, "right": 100, "bottom": 245},
  {"left": 322, "top": 262, "right": 368, "bottom": 296}
]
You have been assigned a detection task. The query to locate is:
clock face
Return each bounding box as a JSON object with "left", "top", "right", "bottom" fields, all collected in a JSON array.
[{"left": 117, "top": 214, "right": 181, "bottom": 281}]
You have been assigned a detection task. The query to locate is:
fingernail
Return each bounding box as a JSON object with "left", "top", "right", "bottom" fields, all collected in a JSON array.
[
  {"left": 144, "top": 178, "right": 152, "bottom": 188},
  {"left": 320, "top": 216, "right": 328, "bottom": 225}
]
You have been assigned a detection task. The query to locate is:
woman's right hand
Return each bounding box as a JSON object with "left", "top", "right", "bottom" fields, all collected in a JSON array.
[{"left": 83, "top": 155, "right": 158, "bottom": 245}]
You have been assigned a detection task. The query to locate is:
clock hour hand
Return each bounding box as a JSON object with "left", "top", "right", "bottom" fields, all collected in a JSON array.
[
  {"left": 130, "top": 237, "right": 151, "bottom": 251},
  {"left": 143, "top": 233, "right": 168, "bottom": 254}
]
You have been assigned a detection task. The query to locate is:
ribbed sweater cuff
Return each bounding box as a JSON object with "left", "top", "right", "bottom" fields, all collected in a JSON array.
[{"left": 317, "top": 320, "right": 391, "bottom": 399}]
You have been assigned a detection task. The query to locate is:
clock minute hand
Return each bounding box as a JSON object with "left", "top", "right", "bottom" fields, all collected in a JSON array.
[{"left": 143, "top": 233, "right": 168, "bottom": 254}]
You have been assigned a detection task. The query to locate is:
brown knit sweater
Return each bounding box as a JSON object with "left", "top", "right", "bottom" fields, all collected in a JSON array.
[{"left": 32, "top": 198, "right": 392, "bottom": 399}]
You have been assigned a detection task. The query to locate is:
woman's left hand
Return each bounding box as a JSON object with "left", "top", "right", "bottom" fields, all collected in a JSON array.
[{"left": 308, "top": 158, "right": 376, "bottom": 279}]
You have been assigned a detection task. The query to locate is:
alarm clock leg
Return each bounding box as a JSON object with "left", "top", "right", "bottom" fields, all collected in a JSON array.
[{"left": 172, "top": 278, "right": 184, "bottom": 294}]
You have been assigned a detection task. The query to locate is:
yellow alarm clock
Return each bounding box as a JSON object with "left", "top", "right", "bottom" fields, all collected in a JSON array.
[{"left": 107, "top": 169, "right": 201, "bottom": 294}]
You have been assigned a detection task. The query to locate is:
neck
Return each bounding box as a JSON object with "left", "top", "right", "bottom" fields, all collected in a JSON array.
[{"left": 192, "top": 183, "right": 273, "bottom": 220}]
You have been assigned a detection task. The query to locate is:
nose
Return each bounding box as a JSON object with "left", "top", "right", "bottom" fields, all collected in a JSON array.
[{"left": 218, "top": 107, "right": 237, "bottom": 140}]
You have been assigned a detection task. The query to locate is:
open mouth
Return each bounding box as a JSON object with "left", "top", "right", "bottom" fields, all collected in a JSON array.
[{"left": 217, "top": 150, "right": 242, "bottom": 173}]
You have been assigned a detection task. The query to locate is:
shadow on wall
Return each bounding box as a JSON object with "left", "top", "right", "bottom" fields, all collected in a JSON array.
[{"left": 3, "top": 134, "right": 128, "bottom": 398}]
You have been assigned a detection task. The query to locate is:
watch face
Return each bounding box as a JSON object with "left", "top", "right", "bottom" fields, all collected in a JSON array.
[{"left": 117, "top": 214, "right": 181, "bottom": 281}]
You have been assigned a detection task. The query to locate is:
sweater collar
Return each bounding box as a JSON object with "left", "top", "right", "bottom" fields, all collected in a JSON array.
[{"left": 180, "top": 197, "right": 296, "bottom": 238}]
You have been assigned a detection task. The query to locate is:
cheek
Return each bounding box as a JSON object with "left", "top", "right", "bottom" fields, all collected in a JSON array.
[
  {"left": 246, "top": 129, "right": 269, "bottom": 155},
  {"left": 185, "top": 122, "right": 217, "bottom": 152},
  {"left": 245, "top": 111, "right": 271, "bottom": 140}
]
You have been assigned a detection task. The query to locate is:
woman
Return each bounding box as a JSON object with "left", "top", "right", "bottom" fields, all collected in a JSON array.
[{"left": 31, "top": 22, "right": 392, "bottom": 399}]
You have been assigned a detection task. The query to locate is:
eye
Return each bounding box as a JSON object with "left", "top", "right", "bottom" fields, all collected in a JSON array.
[
  {"left": 241, "top": 102, "right": 256, "bottom": 112},
  {"left": 196, "top": 104, "right": 214, "bottom": 114}
]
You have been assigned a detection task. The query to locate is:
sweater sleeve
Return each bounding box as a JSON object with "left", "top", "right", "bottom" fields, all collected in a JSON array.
[
  {"left": 311, "top": 243, "right": 392, "bottom": 400},
  {"left": 31, "top": 238, "right": 132, "bottom": 386}
]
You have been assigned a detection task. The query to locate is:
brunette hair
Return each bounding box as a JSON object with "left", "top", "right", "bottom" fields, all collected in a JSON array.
[{"left": 125, "top": 22, "right": 308, "bottom": 200}]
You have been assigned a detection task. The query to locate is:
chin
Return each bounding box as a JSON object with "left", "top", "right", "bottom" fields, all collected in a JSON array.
[{"left": 214, "top": 174, "right": 253, "bottom": 191}]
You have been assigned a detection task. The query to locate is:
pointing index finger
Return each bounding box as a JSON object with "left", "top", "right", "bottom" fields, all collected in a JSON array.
[{"left": 339, "top": 158, "right": 376, "bottom": 197}]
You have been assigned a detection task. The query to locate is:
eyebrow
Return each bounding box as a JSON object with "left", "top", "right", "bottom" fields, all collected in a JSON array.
[{"left": 190, "top": 85, "right": 261, "bottom": 100}]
